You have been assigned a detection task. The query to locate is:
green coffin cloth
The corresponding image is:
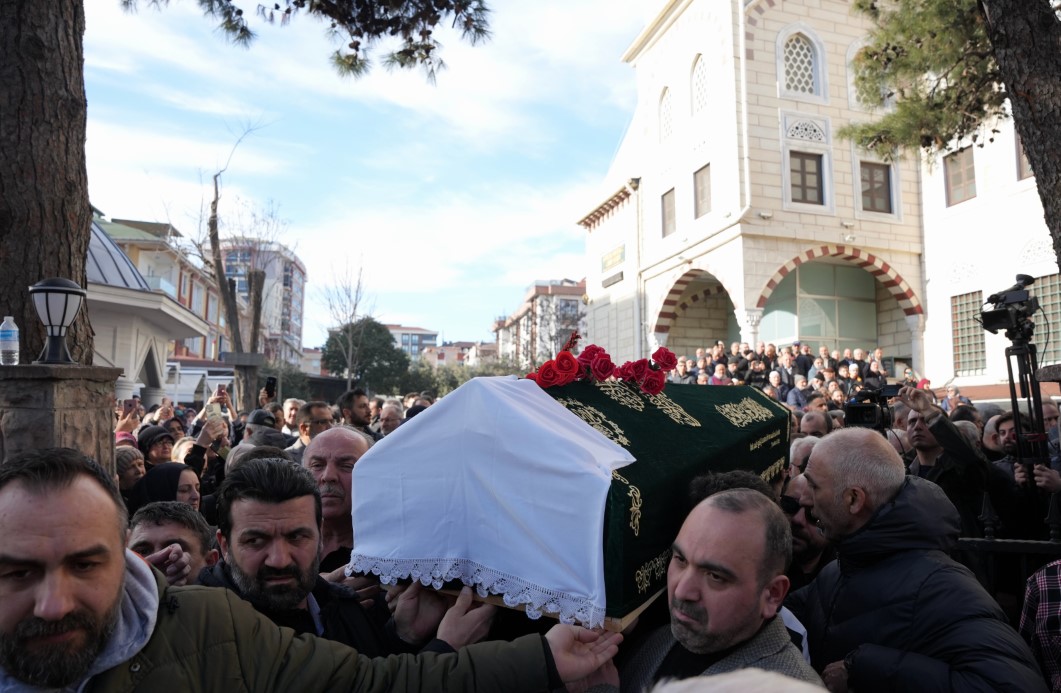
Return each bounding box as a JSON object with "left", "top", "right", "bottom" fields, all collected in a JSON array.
[{"left": 542, "top": 380, "right": 790, "bottom": 620}]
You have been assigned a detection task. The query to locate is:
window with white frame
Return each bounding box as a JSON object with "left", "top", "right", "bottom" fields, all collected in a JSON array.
[
  {"left": 659, "top": 88, "right": 673, "bottom": 142},
  {"left": 790, "top": 152, "right": 824, "bottom": 205},
  {"left": 944, "top": 148, "right": 976, "bottom": 206},
  {"left": 693, "top": 164, "right": 711, "bottom": 218},
  {"left": 661, "top": 189, "right": 676, "bottom": 237},
  {"left": 951, "top": 291, "right": 985, "bottom": 375},
  {"left": 860, "top": 162, "right": 893, "bottom": 214},
  {"left": 691, "top": 56, "right": 709, "bottom": 115},
  {"left": 1034, "top": 273, "right": 1061, "bottom": 365},
  {"left": 783, "top": 34, "right": 818, "bottom": 96}
]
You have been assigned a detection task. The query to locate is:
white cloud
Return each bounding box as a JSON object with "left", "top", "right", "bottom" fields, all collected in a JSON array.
[{"left": 84, "top": 0, "right": 645, "bottom": 344}]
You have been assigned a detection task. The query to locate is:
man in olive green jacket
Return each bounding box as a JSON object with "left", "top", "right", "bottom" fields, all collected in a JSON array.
[{"left": 0, "top": 449, "right": 620, "bottom": 693}]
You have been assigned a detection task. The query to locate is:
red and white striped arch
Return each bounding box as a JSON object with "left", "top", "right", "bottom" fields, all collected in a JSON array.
[{"left": 755, "top": 245, "right": 923, "bottom": 316}]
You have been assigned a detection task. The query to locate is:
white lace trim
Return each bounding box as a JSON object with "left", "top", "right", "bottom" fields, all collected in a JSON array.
[{"left": 349, "top": 554, "right": 606, "bottom": 629}]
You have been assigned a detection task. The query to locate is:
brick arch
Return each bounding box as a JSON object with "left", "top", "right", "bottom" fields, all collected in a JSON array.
[
  {"left": 653, "top": 269, "right": 732, "bottom": 336},
  {"left": 755, "top": 245, "right": 923, "bottom": 316}
]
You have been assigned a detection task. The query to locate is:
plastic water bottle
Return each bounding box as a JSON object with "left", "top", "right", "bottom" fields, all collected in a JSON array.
[{"left": 0, "top": 316, "right": 18, "bottom": 365}]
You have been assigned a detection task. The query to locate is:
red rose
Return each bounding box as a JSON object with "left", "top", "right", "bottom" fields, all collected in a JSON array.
[
  {"left": 614, "top": 361, "right": 633, "bottom": 380},
  {"left": 629, "top": 358, "right": 650, "bottom": 383},
  {"left": 652, "top": 347, "right": 677, "bottom": 371},
  {"left": 525, "top": 372, "right": 538, "bottom": 382},
  {"left": 555, "top": 351, "right": 581, "bottom": 384},
  {"left": 577, "top": 344, "right": 605, "bottom": 367},
  {"left": 640, "top": 368, "right": 667, "bottom": 395},
  {"left": 536, "top": 360, "right": 563, "bottom": 388},
  {"left": 590, "top": 353, "right": 615, "bottom": 381}
]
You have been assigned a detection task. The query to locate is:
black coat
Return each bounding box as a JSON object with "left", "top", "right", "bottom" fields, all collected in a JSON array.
[
  {"left": 786, "top": 477, "right": 1046, "bottom": 692},
  {"left": 199, "top": 561, "right": 441, "bottom": 657}
]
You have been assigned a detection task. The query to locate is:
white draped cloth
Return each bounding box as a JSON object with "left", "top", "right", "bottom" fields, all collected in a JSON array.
[{"left": 348, "top": 376, "right": 635, "bottom": 628}]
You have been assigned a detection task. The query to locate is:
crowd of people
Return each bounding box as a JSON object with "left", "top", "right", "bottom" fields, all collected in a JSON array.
[
  {"left": 667, "top": 340, "right": 938, "bottom": 415},
  {"left": 3, "top": 355, "right": 1061, "bottom": 691}
]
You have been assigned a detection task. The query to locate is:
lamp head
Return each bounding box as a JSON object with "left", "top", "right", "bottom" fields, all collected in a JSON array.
[{"left": 27, "top": 277, "right": 86, "bottom": 364}]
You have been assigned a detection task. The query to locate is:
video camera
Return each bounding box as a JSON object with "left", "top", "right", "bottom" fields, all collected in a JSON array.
[
  {"left": 981, "top": 274, "right": 1038, "bottom": 342},
  {"left": 844, "top": 383, "right": 902, "bottom": 432}
]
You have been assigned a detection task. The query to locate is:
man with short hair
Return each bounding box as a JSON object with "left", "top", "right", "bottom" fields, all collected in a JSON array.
[
  {"left": 128, "top": 500, "right": 219, "bottom": 585},
  {"left": 668, "top": 359, "right": 696, "bottom": 385},
  {"left": 285, "top": 400, "right": 334, "bottom": 464},
  {"left": 598, "top": 489, "right": 819, "bottom": 691},
  {"left": 788, "top": 428, "right": 1045, "bottom": 691},
  {"left": 201, "top": 459, "right": 494, "bottom": 655},
  {"left": 282, "top": 397, "right": 305, "bottom": 436},
  {"left": 778, "top": 475, "right": 832, "bottom": 592},
  {"left": 302, "top": 427, "right": 368, "bottom": 572},
  {"left": 0, "top": 448, "right": 621, "bottom": 691},
  {"left": 337, "top": 389, "right": 383, "bottom": 442},
  {"left": 379, "top": 404, "right": 403, "bottom": 436},
  {"left": 799, "top": 411, "right": 831, "bottom": 439}
]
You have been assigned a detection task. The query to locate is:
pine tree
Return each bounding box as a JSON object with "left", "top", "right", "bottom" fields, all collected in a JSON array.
[{"left": 843, "top": 0, "right": 1061, "bottom": 262}]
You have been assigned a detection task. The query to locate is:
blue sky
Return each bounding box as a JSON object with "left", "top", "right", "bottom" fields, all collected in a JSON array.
[{"left": 83, "top": 1, "right": 653, "bottom": 348}]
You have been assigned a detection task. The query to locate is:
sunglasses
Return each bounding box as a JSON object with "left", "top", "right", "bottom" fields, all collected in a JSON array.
[{"left": 779, "top": 495, "right": 802, "bottom": 516}]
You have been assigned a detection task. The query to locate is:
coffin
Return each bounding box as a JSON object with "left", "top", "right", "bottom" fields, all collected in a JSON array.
[{"left": 349, "top": 375, "right": 789, "bottom": 629}]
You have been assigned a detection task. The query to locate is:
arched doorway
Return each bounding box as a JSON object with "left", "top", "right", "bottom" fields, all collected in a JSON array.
[
  {"left": 755, "top": 245, "right": 923, "bottom": 373},
  {"left": 653, "top": 269, "right": 739, "bottom": 358}
]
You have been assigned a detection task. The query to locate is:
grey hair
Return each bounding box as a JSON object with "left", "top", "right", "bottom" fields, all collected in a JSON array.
[
  {"left": 952, "top": 420, "right": 981, "bottom": 450},
  {"left": 815, "top": 428, "right": 906, "bottom": 507}
]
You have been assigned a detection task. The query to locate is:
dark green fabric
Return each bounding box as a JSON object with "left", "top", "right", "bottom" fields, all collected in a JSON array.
[{"left": 543, "top": 381, "right": 789, "bottom": 619}]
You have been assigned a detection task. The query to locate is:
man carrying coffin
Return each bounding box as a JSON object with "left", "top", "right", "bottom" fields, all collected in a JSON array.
[{"left": 587, "top": 488, "right": 821, "bottom": 691}]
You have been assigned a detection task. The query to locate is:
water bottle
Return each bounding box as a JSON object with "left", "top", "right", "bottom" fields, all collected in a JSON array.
[{"left": 0, "top": 316, "right": 18, "bottom": 366}]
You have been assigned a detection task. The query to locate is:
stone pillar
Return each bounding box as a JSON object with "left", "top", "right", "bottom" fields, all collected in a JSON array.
[
  {"left": 114, "top": 376, "right": 137, "bottom": 400},
  {"left": 905, "top": 314, "right": 926, "bottom": 374},
  {"left": 139, "top": 386, "right": 164, "bottom": 408},
  {"left": 740, "top": 309, "right": 763, "bottom": 347},
  {"left": 0, "top": 365, "right": 122, "bottom": 472}
]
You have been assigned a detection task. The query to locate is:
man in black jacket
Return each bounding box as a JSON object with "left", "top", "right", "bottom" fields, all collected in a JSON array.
[
  {"left": 200, "top": 459, "right": 495, "bottom": 657},
  {"left": 788, "top": 427, "right": 1046, "bottom": 692}
]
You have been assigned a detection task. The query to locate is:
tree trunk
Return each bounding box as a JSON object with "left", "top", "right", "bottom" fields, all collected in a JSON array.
[
  {"left": 208, "top": 172, "right": 243, "bottom": 355},
  {"left": 0, "top": 0, "right": 92, "bottom": 364},
  {"left": 979, "top": 1, "right": 1061, "bottom": 267}
]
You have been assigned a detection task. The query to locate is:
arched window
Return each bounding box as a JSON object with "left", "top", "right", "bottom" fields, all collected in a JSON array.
[
  {"left": 691, "top": 55, "right": 709, "bottom": 115},
  {"left": 783, "top": 34, "right": 818, "bottom": 95},
  {"left": 659, "top": 88, "right": 673, "bottom": 142}
]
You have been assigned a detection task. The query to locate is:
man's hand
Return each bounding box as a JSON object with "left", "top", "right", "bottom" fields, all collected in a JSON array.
[
  {"left": 1033, "top": 464, "right": 1061, "bottom": 492},
  {"left": 565, "top": 659, "right": 618, "bottom": 693},
  {"left": 197, "top": 416, "right": 227, "bottom": 447},
  {"left": 1015, "top": 461, "right": 1031, "bottom": 486},
  {"left": 436, "top": 586, "right": 497, "bottom": 650},
  {"left": 143, "top": 543, "right": 192, "bottom": 586},
  {"left": 822, "top": 660, "right": 849, "bottom": 692},
  {"left": 898, "top": 386, "right": 935, "bottom": 416},
  {"left": 544, "top": 625, "right": 622, "bottom": 683},
  {"left": 389, "top": 581, "right": 450, "bottom": 646},
  {"left": 259, "top": 388, "right": 273, "bottom": 407},
  {"left": 321, "top": 565, "right": 381, "bottom": 609}
]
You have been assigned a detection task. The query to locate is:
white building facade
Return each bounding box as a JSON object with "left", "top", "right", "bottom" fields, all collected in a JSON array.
[
  {"left": 581, "top": 0, "right": 926, "bottom": 374},
  {"left": 494, "top": 279, "right": 587, "bottom": 370},
  {"left": 920, "top": 116, "right": 1060, "bottom": 393}
]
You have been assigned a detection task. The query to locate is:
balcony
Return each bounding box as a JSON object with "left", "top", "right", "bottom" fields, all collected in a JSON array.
[{"left": 144, "top": 275, "right": 177, "bottom": 299}]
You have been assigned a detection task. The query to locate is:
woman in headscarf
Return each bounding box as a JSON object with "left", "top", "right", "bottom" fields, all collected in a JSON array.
[{"left": 127, "top": 462, "right": 201, "bottom": 516}]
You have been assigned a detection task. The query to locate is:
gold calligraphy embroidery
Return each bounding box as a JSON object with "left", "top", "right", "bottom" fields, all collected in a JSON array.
[
  {"left": 760, "top": 457, "right": 788, "bottom": 482},
  {"left": 594, "top": 379, "right": 645, "bottom": 412},
  {"left": 715, "top": 397, "right": 775, "bottom": 428},
  {"left": 611, "top": 471, "right": 643, "bottom": 537},
  {"left": 647, "top": 391, "right": 701, "bottom": 427},
  {"left": 556, "top": 397, "right": 631, "bottom": 447},
  {"left": 634, "top": 549, "right": 671, "bottom": 594},
  {"left": 749, "top": 429, "right": 781, "bottom": 451}
]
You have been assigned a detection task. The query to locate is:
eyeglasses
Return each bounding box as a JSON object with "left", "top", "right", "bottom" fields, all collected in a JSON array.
[{"left": 779, "top": 495, "right": 802, "bottom": 516}]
